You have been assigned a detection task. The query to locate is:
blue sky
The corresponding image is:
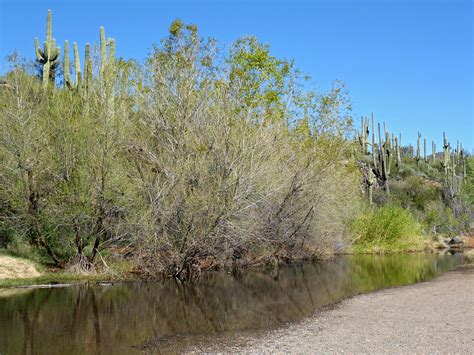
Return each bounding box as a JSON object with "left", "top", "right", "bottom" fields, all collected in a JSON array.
[{"left": 1, "top": 0, "right": 473, "bottom": 151}]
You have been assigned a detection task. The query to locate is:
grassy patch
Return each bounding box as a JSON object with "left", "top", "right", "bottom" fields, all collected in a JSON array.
[
  {"left": 0, "top": 249, "right": 134, "bottom": 288},
  {"left": 0, "top": 271, "right": 114, "bottom": 288},
  {"left": 351, "top": 205, "right": 425, "bottom": 253}
]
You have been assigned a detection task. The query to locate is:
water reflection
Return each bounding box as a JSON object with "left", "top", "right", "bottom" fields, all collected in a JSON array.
[{"left": 0, "top": 254, "right": 462, "bottom": 354}]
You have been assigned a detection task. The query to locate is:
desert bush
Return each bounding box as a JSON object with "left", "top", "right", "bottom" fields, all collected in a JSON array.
[
  {"left": 423, "top": 201, "right": 467, "bottom": 236},
  {"left": 351, "top": 205, "right": 423, "bottom": 253},
  {"left": 124, "top": 22, "right": 360, "bottom": 277},
  {"left": 0, "top": 54, "right": 131, "bottom": 267},
  {"left": 460, "top": 156, "right": 474, "bottom": 207},
  {"left": 0, "top": 22, "right": 361, "bottom": 277},
  {"left": 389, "top": 175, "right": 443, "bottom": 211}
]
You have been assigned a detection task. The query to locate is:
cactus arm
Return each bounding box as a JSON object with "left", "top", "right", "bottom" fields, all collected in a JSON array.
[
  {"left": 43, "top": 40, "right": 50, "bottom": 59},
  {"left": 34, "top": 38, "right": 45, "bottom": 61},
  {"left": 108, "top": 38, "right": 116, "bottom": 62},
  {"left": 51, "top": 40, "right": 60, "bottom": 62}
]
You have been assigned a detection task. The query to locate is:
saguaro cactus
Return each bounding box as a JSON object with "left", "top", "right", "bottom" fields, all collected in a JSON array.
[
  {"left": 416, "top": 132, "right": 421, "bottom": 166},
  {"left": 63, "top": 40, "right": 71, "bottom": 87},
  {"left": 99, "top": 27, "right": 116, "bottom": 83},
  {"left": 73, "top": 43, "right": 82, "bottom": 87},
  {"left": 367, "top": 168, "right": 375, "bottom": 205},
  {"left": 432, "top": 140, "right": 436, "bottom": 162},
  {"left": 394, "top": 136, "right": 401, "bottom": 167},
  {"left": 423, "top": 137, "right": 427, "bottom": 162},
  {"left": 99, "top": 27, "right": 116, "bottom": 114},
  {"left": 442, "top": 132, "right": 450, "bottom": 176},
  {"left": 372, "top": 121, "right": 391, "bottom": 194},
  {"left": 371, "top": 114, "right": 377, "bottom": 169},
  {"left": 35, "top": 10, "right": 60, "bottom": 88},
  {"left": 63, "top": 41, "right": 82, "bottom": 91},
  {"left": 83, "top": 43, "right": 93, "bottom": 92},
  {"left": 461, "top": 149, "right": 466, "bottom": 180},
  {"left": 358, "top": 116, "right": 369, "bottom": 154}
]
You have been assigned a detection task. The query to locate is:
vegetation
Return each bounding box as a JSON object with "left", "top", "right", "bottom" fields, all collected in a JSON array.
[
  {"left": 351, "top": 206, "right": 423, "bottom": 253},
  {"left": 0, "top": 10, "right": 472, "bottom": 280}
]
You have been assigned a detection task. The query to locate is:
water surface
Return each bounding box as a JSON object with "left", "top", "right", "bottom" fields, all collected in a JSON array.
[{"left": 0, "top": 253, "right": 463, "bottom": 354}]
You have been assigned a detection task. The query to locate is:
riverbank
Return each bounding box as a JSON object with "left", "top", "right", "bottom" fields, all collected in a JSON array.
[
  {"left": 197, "top": 266, "right": 474, "bottom": 353},
  {"left": 0, "top": 246, "right": 471, "bottom": 287},
  {"left": 0, "top": 250, "right": 115, "bottom": 288}
]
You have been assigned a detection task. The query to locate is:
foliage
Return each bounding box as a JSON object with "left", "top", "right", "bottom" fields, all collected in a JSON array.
[
  {"left": 461, "top": 156, "right": 474, "bottom": 207},
  {"left": 351, "top": 205, "right": 423, "bottom": 253},
  {"left": 389, "top": 176, "right": 443, "bottom": 211},
  {"left": 0, "top": 11, "right": 470, "bottom": 279},
  {"left": 0, "top": 17, "right": 359, "bottom": 278}
]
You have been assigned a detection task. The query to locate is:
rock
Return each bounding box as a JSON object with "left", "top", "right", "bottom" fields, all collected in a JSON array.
[{"left": 448, "top": 236, "right": 463, "bottom": 245}]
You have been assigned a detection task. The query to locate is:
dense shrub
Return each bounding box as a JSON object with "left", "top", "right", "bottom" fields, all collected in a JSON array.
[
  {"left": 0, "top": 23, "right": 360, "bottom": 277},
  {"left": 423, "top": 201, "right": 468, "bottom": 236},
  {"left": 351, "top": 205, "right": 423, "bottom": 253},
  {"left": 389, "top": 175, "right": 443, "bottom": 211}
]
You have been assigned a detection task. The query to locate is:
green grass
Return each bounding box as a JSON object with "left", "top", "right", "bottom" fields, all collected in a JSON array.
[{"left": 351, "top": 205, "right": 425, "bottom": 253}]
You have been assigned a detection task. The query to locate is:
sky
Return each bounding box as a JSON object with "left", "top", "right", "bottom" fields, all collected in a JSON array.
[{"left": 1, "top": 0, "right": 473, "bottom": 151}]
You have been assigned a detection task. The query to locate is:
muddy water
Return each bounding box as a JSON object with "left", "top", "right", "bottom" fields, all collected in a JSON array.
[{"left": 0, "top": 253, "right": 462, "bottom": 354}]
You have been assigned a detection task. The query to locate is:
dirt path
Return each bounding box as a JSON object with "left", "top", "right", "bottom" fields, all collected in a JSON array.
[
  {"left": 202, "top": 268, "right": 474, "bottom": 353},
  {"left": 0, "top": 253, "right": 41, "bottom": 279}
]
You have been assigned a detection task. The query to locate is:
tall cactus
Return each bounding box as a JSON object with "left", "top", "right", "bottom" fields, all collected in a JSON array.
[
  {"left": 442, "top": 132, "right": 450, "bottom": 176},
  {"left": 432, "top": 140, "right": 436, "bottom": 162},
  {"left": 461, "top": 149, "right": 466, "bottom": 181},
  {"left": 99, "top": 27, "right": 116, "bottom": 84},
  {"left": 371, "top": 113, "right": 377, "bottom": 169},
  {"left": 83, "top": 43, "right": 93, "bottom": 93},
  {"left": 415, "top": 132, "right": 421, "bottom": 166},
  {"left": 394, "top": 136, "right": 401, "bottom": 167},
  {"left": 63, "top": 40, "right": 71, "bottom": 87},
  {"left": 456, "top": 141, "right": 460, "bottom": 164},
  {"left": 372, "top": 121, "right": 391, "bottom": 194},
  {"left": 423, "top": 137, "right": 427, "bottom": 162},
  {"left": 35, "top": 10, "right": 60, "bottom": 88},
  {"left": 367, "top": 168, "right": 375, "bottom": 205},
  {"left": 358, "top": 116, "right": 369, "bottom": 154},
  {"left": 63, "top": 41, "right": 82, "bottom": 91},
  {"left": 99, "top": 27, "right": 116, "bottom": 114},
  {"left": 73, "top": 43, "right": 82, "bottom": 88}
]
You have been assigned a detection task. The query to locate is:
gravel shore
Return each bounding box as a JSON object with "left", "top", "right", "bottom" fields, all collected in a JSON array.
[{"left": 202, "top": 267, "right": 474, "bottom": 353}]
